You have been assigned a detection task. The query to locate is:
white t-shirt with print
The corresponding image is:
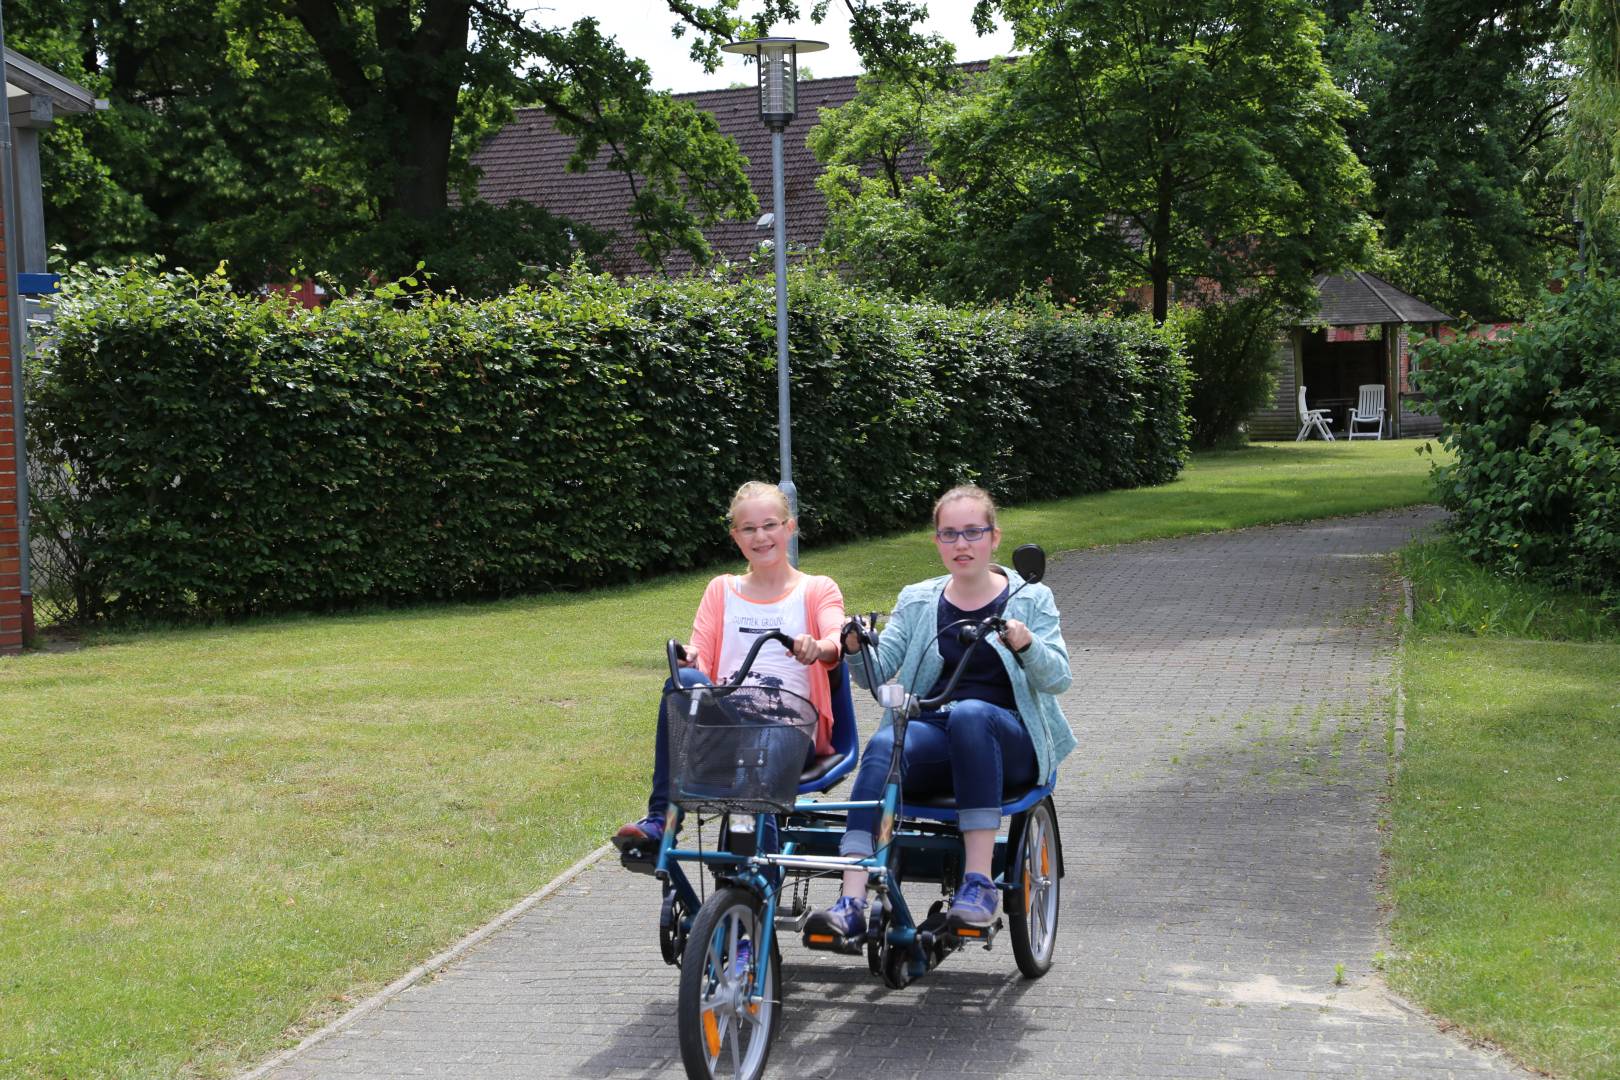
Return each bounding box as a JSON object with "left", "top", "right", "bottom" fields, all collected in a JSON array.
[{"left": 716, "top": 576, "right": 812, "bottom": 700}]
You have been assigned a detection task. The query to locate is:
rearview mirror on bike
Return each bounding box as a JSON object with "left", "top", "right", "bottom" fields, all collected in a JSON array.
[{"left": 1012, "top": 543, "right": 1045, "bottom": 585}]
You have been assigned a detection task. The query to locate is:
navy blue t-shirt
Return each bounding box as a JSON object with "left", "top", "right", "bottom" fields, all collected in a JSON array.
[{"left": 925, "top": 583, "right": 1018, "bottom": 710}]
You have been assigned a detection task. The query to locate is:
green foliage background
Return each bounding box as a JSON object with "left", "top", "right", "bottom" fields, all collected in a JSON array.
[
  {"left": 1165, "top": 298, "right": 1284, "bottom": 449},
  {"left": 28, "top": 266, "right": 1188, "bottom": 622},
  {"left": 1415, "top": 270, "right": 1620, "bottom": 613},
  {"left": 814, "top": 0, "right": 1376, "bottom": 322}
]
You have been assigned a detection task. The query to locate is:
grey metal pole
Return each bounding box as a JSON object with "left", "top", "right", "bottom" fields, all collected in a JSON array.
[
  {"left": 770, "top": 125, "right": 798, "bottom": 567},
  {"left": 0, "top": 1, "right": 32, "bottom": 625}
]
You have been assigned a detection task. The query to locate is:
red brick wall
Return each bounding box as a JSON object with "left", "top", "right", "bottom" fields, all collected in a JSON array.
[{"left": 0, "top": 203, "right": 24, "bottom": 655}]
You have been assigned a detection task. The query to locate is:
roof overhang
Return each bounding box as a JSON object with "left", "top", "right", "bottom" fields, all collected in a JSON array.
[
  {"left": 1295, "top": 271, "right": 1453, "bottom": 327},
  {"left": 5, "top": 47, "right": 100, "bottom": 115}
]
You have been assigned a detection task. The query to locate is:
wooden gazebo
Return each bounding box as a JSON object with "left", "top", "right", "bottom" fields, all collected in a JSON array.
[{"left": 1247, "top": 272, "right": 1453, "bottom": 440}]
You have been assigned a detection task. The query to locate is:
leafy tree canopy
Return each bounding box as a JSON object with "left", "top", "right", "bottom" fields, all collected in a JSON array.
[
  {"left": 814, "top": 0, "right": 1376, "bottom": 322},
  {"left": 7, "top": 0, "right": 823, "bottom": 292},
  {"left": 1321, "top": 0, "right": 1572, "bottom": 320},
  {"left": 1563, "top": 0, "right": 1620, "bottom": 258}
]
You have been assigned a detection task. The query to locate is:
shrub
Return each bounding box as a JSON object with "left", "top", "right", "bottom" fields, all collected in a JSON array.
[
  {"left": 1165, "top": 297, "right": 1283, "bottom": 449},
  {"left": 28, "top": 264, "right": 1189, "bottom": 622},
  {"left": 1414, "top": 270, "right": 1620, "bottom": 615}
]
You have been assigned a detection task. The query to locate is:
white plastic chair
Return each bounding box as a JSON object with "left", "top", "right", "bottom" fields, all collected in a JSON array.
[
  {"left": 1347, "top": 384, "right": 1385, "bottom": 440},
  {"left": 1296, "top": 385, "right": 1335, "bottom": 441}
]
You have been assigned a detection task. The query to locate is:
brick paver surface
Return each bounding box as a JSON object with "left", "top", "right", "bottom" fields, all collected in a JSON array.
[{"left": 261, "top": 508, "right": 1528, "bottom": 1079}]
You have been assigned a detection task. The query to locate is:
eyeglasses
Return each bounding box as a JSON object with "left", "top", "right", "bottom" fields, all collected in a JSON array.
[
  {"left": 935, "top": 526, "right": 993, "bottom": 543},
  {"left": 736, "top": 520, "right": 785, "bottom": 539}
]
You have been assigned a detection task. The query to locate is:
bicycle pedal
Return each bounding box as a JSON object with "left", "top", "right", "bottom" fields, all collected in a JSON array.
[
  {"left": 801, "top": 928, "right": 863, "bottom": 955},
  {"left": 774, "top": 908, "right": 810, "bottom": 932},
  {"left": 617, "top": 848, "right": 657, "bottom": 875},
  {"left": 948, "top": 917, "right": 1002, "bottom": 949}
]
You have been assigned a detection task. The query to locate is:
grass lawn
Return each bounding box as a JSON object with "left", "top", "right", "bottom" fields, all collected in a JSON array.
[
  {"left": 1393, "top": 541, "right": 1620, "bottom": 1079},
  {"left": 0, "top": 441, "right": 1437, "bottom": 1079}
]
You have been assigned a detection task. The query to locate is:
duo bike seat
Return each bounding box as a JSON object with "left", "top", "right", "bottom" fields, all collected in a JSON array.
[{"left": 900, "top": 774, "right": 1058, "bottom": 822}]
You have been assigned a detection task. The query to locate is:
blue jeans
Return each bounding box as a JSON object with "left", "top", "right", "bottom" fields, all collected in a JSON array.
[
  {"left": 648, "top": 668, "right": 711, "bottom": 818},
  {"left": 841, "top": 699, "right": 1036, "bottom": 857}
]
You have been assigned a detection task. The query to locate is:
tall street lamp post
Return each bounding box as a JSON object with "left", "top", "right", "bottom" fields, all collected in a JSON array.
[{"left": 720, "top": 36, "right": 826, "bottom": 566}]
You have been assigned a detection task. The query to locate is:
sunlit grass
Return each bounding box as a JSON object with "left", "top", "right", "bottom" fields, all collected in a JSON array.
[
  {"left": 1392, "top": 537, "right": 1620, "bottom": 1078},
  {"left": 0, "top": 440, "right": 1438, "bottom": 1078}
]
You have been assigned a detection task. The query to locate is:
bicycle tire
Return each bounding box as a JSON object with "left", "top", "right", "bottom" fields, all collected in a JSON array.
[{"left": 677, "top": 887, "right": 781, "bottom": 1079}]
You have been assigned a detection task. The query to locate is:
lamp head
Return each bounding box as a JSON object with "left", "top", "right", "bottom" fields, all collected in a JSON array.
[{"left": 721, "top": 37, "right": 828, "bottom": 130}]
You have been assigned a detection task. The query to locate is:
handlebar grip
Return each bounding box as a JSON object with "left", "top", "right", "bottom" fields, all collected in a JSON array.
[
  {"left": 720, "top": 629, "right": 798, "bottom": 690},
  {"left": 666, "top": 638, "right": 687, "bottom": 683}
]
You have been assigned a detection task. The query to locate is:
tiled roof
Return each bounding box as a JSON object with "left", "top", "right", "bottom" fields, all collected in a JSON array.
[
  {"left": 1306, "top": 271, "right": 1453, "bottom": 326},
  {"left": 472, "top": 74, "right": 872, "bottom": 275}
]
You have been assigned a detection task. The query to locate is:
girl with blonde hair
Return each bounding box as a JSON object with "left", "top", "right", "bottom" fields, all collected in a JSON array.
[
  {"left": 806, "top": 485, "right": 1074, "bottom": 935},
  {"left": 613, "top": 481, "right": 847, "bottom": 850}
]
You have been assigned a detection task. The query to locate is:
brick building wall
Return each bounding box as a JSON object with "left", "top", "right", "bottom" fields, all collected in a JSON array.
[{"left": 0, "top": 204, "right": 24, "bottom": 655}]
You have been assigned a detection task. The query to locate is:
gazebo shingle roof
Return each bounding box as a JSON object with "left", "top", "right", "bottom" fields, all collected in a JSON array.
[{"left": 1305, "top": 270, "right": 1452, "bottom": 326}]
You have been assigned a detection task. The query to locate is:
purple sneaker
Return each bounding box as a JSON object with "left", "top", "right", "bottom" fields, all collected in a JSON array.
[
  {"left": 613, "top": 813, "right": 666, "bottom": 854},
  {"left": 804, "top": 896, "right": 866, "bottom": 941},
  {"left": 947, "top": 872, "right": 999, "bottom": 930}
]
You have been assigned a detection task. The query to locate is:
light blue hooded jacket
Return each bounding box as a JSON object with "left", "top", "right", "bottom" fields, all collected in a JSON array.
[{"left": 852, "top": 565, "right": 1077, "bottom": 782}]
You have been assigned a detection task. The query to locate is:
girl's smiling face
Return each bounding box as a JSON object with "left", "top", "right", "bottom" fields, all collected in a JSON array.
[
  {"left": 730, "top": 496, "right": 795, "bottom": 571},
  {"left": 934, "top": 496, "right": 1000, "bottom": 580}
]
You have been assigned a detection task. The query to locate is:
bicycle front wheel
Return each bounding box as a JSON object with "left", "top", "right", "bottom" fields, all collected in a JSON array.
[{"left": 677, "top": 887, "right": 781, "bottom": 1079}]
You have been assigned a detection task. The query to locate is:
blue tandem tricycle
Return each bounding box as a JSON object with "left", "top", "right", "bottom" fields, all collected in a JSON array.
[{"left": 620, "top": 545, "right": 1065, "bottom": 1080}]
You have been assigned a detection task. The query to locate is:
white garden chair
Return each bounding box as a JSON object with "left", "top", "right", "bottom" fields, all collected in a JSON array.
[
  {"left": 1347, "top": 383, "right": 1385, "bottom": 440},
  {"left": 1296, "top": 385, "right": 1335, "bottom": 441}
]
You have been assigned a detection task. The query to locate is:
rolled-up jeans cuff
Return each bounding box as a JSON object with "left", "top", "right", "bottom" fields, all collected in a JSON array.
[
  {"left": 840, "top": 830, "right": 875, "bottom": 858},
  {"left": 958, "top": 808, "right": 1001, "bottom": 832}
]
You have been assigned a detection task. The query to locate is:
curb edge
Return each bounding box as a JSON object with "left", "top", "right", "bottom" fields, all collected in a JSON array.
[{"left": 236, "top": 842, "right": 615, "bottom": 1079}]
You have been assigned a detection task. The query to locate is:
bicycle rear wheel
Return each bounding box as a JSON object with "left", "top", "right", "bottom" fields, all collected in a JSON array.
[
  {"left": 1008, "top": 798, "right": 1061, "bottom": 978},
  {"left": 677, "top": 887, "right": 781, "bottom": 1079}
]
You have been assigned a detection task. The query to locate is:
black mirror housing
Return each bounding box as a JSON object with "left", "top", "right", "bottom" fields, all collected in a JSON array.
[{"left": 1011, "top": 543, "right": 1046, "bottom": 585}]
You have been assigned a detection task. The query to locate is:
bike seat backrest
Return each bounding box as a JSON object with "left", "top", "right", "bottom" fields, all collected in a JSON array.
[{"left": 798, "top": 662, "right": 859, "bottom": 790}]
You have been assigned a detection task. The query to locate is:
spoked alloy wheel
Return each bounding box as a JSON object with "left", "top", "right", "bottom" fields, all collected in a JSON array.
[
  {"left": 1008, "top": 799, "right": 1061, "bottom": 978},
  {"left": 677, "top": 888, "right": 781, "bottom": 1079}
]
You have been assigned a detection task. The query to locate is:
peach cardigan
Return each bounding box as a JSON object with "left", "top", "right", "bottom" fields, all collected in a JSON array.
[{"left": 689, "top": 573, "right": 845, "bottom": 755}]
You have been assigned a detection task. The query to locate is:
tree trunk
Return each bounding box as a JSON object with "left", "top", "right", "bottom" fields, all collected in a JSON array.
[
  {"left": 1151, "top": 163, "right": 1174, "bottom": 323},
  {"left": 384, "top": 90, "right": 457, "bottom": 220},
  {"left": 292, "top": 0, "right": 470, "bottom": 223}
]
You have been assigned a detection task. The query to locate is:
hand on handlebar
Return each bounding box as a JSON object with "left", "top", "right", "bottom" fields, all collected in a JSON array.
[
  {"left": 676, "top": 643, "right": 701, "bottom": 669},
  {"left": 790, "top": 633, "right": 826, "bottom": 666},
  {"left": 842, "top": 615, "right": 874, "bottom": 656},
  {"left": 998, "top": 618, "right": 1033, "bottom": 653}
]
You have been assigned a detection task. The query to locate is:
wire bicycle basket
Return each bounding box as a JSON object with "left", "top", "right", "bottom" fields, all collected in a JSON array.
[{"left": 665, "top": 683, "right": 817, "bottom": 813}]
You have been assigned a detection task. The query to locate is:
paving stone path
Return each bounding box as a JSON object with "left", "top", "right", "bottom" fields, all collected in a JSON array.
[{"left": 260, "top": 507, "right": 1530, "bottom": 1079}]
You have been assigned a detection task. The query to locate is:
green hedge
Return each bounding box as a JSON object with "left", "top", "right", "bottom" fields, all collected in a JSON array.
[
  {"left": 1414, "top": 270, "right": 1620, "bottom": 616},
  {"left": 29, "top": 265, "right": 1188, "bottom": 621},
  {"left": 1165, "top": 298, "right": 1283, "bottom": 449}
]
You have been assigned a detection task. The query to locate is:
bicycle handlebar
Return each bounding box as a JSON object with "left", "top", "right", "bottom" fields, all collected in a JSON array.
[
  {"left": 666, "top": 629, "right": 798, "bottom": 688},
  {"left": 913, "top": 616, "right": 1007, "bottom": 711},
  {"left": 843, "top": 577, "right": 1035, "bottom": 717}
]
